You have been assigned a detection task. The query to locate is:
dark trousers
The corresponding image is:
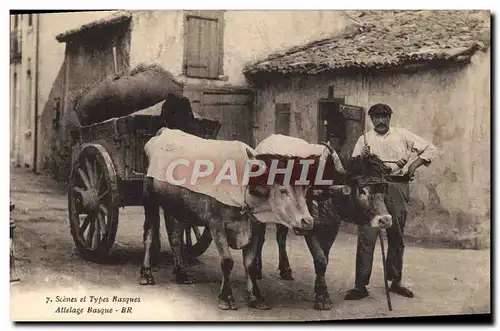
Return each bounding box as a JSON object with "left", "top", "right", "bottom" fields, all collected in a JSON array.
[{"left": 355, "top": 182, "right": 409, "bottom": 288}]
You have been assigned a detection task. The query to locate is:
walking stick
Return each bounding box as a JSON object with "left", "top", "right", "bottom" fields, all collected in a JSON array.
[
  {"left": 378, "top": 229, "right": 392, "bottom": 311},
  {"left": 362, "top": 134, "right": 393, "bottom": 311}
]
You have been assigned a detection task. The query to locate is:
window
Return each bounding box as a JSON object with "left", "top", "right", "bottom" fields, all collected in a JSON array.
[
  {"left": 184, "top": 11, "right": 224, "bottom": 79},
  {"left": 275, "top": 103, "right": 291, "bottom": 135},
  {"left": 28, "top": 14, "right": 33, "bottom": 26},
  {"left": 10, "top": 15, "right": 21, "bottom": 62}
]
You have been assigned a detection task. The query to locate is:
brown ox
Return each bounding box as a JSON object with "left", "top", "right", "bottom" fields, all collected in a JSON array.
[{"left": 139, "top": 131, "right": 314, "bottom": 310}]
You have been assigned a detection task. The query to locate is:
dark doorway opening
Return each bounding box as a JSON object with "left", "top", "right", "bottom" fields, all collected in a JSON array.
[{"left": 318, "top": 99, "right": 365, "bottom": 165}]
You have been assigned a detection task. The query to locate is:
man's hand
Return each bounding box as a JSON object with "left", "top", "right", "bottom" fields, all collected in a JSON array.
[
  {"left": 406, "top": 167, "right": 416, "bottom": 181},
  {"left": 360, "top": 145, "right": 371, "bottom": 157},
  {"left": 395, "top": 158, "right": 407, "bottom": 169},
  {"left": 406, "top": 157, "right": 428, "bottom": 181}
]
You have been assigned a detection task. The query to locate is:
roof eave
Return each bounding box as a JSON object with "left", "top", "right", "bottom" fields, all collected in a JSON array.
[
  {"left": 244, "top": 42, "right": 487, "bottom": 79},
  {"left": 244, "top": 55, "right": 477, "bottom": 81},
  {"left": 56, "top": 11, "right": 132, "bottom": 43}
]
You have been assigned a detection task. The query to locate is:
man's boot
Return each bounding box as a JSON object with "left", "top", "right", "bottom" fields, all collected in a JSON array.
[
  {"left": 389, "top": 282, "right": 414, "bottom": 298},
  {"left": 344, "top": 286, "right": 369, "bottom": 300}
]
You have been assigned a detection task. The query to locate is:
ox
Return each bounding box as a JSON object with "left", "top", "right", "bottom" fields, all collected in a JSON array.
[
  {"left": 252, "top": 137, "right": 393, "bottom": 310},
  {"left": 139, "top": 128, "right": 314, "bottom": 310}
]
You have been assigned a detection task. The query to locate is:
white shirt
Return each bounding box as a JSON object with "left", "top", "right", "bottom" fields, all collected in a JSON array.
[{"left": 351, "top": 127, "right": 438, "bottom": 176}]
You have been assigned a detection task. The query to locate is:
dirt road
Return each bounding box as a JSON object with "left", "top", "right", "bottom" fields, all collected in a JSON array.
[{"left": 10, "top": 168, "right": 490, "bottom": 321}]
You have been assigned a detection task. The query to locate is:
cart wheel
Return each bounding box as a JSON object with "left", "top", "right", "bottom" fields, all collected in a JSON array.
[
  {"left": 68, "top": 144, "right": 119, "bottom": 261},
  {"left": 184, "top": 225, "right": 212, "bottom": 258}
]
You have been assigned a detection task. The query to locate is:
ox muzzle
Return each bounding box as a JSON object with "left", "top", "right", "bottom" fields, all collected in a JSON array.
[{"left": 292, "top": 216, "right": 314, "bottom": 236}]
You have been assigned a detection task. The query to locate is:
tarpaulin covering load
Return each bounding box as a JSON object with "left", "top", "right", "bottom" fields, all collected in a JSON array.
[
  {"left": 132, "top": 96, "right": 222, "bottom": 139},
  {"left": 74, "top": 64, "right": 184, "bottom": 126}
]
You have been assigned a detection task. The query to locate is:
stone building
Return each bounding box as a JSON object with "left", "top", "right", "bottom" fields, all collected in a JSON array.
[
  {"left": 11, "top": 10, "right": 356, "bottom": 180},
  {"left": 11, "top": 10, "right": 490, "bottom": 247},
  {"left": 10, "top": 13, "right": 38, "bottom": 171},
  {"left": 243, "top": 10, "right": 491, "bottom": 248},
  {"left": 10, "top": 11, "right": 120, "bottom": 174}
]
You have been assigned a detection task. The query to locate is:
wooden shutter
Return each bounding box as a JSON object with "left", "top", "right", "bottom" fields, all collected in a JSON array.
[
  {"left": 275, "top": 103, "right": 291, "bottom": 135},
  {"left": 185, "top": 12, "right": 222, "bottom": 78},
  {"left": 201, "top": 92, "right": 253, "bottom": 145},
  {"left": 339, "top": 104, "right": 365, "bottom": 164}
]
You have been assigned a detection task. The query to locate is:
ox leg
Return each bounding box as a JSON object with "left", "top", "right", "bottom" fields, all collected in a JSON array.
[
  {"left": 209, "top": 224, "right": 237, "bottom": 310},
  {"left": 140, "top": 197, "right": 160, "bottom": 286},
  {"left": 165, "top": 213, "right": 195, "bottom": 284},
  {"left": 276, "top": 224, "right": 293, "bottom": 280},
  {"left": 253, "top": 223, "right": 266, "bottom": 280},
  {"left": 244, "top": 223, "right": 270, "bottom": 310},
  {"left": 304, "top": 226, "right": 338, "bottom": 310}
]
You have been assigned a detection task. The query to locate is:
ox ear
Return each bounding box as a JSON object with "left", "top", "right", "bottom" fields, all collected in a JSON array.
[{"left": 246, "top": 148, "right": 256, "bottom": 160}]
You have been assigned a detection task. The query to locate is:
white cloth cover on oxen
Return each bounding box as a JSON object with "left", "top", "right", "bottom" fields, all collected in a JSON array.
[
  {"left": 255, "top": 134, "right": 327, "bottom": 158},
  {"left": 145, "top": 128, "right": 279, "bottom": 224},
  {"left": 255, "top": 134, "right": 345, "bottom": 173},
  {"left": 145, "top": 128, "right": 251, "bottom": 207}
]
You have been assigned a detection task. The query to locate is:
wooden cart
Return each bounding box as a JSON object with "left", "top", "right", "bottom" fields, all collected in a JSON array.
[{"left": 68, "top": 113, "right": 221, "bottom": 261}]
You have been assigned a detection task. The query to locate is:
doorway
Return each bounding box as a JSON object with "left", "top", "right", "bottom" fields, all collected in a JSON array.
[{"left": 317, "top": 101, "right": 365, "bottom": 165}]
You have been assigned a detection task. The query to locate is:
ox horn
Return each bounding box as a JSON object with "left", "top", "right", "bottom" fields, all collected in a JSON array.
[
  {"left": 330, "top": 150, "right": 347, "bottom": 174},
  {"left": 328, "top": 185, "right": 351, "bottom": 196}
]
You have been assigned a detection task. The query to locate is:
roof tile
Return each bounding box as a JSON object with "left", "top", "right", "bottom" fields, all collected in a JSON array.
[{"left": 244, "top": 10, "right": 490, "bottom": 77}]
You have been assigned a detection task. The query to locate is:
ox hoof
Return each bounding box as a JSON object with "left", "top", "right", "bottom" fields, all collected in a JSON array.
[
  {"left": 218, "top": 295, "right": 238, "bottom": 310},
  {"left": 139, "top": 275, "right": 156, "bottom": 285},
  {"left": 175, "top": 272, "right": 195, "bottom": 285},
  {"left": 314, "top": 293, "right": 333, "bottom": 310},
  {"left": 139, "top": 268, "right": 156, "bottom": 285},
  {"left": 279, "top": 268, "right": 294, "bottom": 281}
]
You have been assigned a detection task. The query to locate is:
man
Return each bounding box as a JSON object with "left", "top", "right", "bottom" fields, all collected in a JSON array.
[
  {"left": 160, "top": 93, "right": 197, "bottom": 134},
  {"left": 344, "top": 103, "right": 438, "bottom": 300}
]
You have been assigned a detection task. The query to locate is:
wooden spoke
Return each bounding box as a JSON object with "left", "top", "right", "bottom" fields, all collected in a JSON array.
[
  {"left": 99, "top": 190, "right": 108, "bottom": 200},
  {"left": 97, "top": 211, "right": 107, "bottom": 234},
  {"left": 79, "top": 216, "right": 91, "bottom": 236},
  {"left": 192, "top": 226, "right": 201, "bottom": 240},
  {"left": 93, "top": 159, "right": 97, "bottom": 187},
  {"left": 94, "top": 216, "right": 101, "bottom": 247},
  {"left": 96, "top": 171, "right": 104, "bottom": 193},
  {"left": 68, "top": 144, "right": 120, "bottom": 260},
  {"left": 85, "top": 218, "right": 96, "bottom": 247},
  {"left": 185, "top": 228, "right": 193, "bottom": 247},
  {"left": 78, "top": 168, "right": 91, "bottom": 189},
  {"left": 99, "top": 204, "right": 108, "bottom": 216},
  {"left": 85, "top": 158, "right": 95, "bottom": 188}
]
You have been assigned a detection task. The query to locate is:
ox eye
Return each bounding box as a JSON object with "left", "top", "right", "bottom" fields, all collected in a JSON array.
[{"left": 279, "top": 188, "right": 289, "bottom": 195}]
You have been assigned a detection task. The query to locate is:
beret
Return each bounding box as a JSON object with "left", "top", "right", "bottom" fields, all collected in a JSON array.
[{"left": 368, "top": 103, "right": 393, "bottom": 116}]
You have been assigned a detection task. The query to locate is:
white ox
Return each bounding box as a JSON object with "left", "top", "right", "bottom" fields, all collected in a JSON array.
[{"left": 139, "top": 128, "right": 314, "bottom": 310}]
